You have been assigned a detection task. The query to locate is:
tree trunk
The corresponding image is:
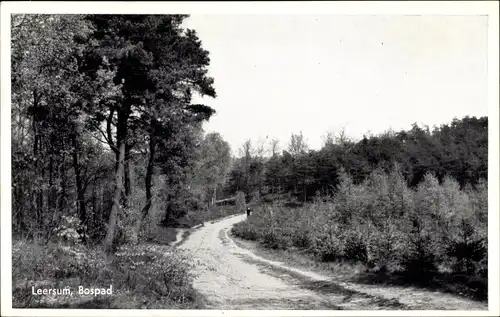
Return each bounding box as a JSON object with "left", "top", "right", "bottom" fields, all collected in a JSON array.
[
  {"left": 49, "top": 155, "right": 60, "bottom": 218},
  {"left": 58, "top": 159, "right": 68, "bottom": 213},
  {"left": 124, "top": 143, "right": 132, "bottom": 198},
  {"left": 103, "top": 106, "right": 130, "bottom": 252},
  {"left": 100, "top": 185, "right": 104, "bottom": 218},
  {"left": 92, "top": 174, "right": 97, "bottom": 240},
  {"left": 72, "top": 134, "right": 86, "bottom": 238},
  {"left": 211, "top": 187, "right": 216, "bottom": 206},
  {"left": 122, "top": 142, "right": 132, "bottom": 210},
  {"left": 103, "top": 140, "right": 125, "bottom": 252},
  {"left": 32, "top": 115, "right": 41, "bottom": 235},
  {"left": 133, "top": 130, "right": 156, "bottom": 240}
]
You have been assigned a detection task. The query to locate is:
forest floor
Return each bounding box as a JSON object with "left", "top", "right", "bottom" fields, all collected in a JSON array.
[{"left": 180, "top": 214, "right": 488, "bottom": 310}]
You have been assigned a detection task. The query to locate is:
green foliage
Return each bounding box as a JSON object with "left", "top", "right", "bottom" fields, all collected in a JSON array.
[
  {"left": 111, "top": 245, "right": 196, "bottom": 302},
  {"left": 232, "top": 166, "right": 487, "bottom": 285},
  {"left": 11, "top": 13, "right": 229, "bottom": 249},
  {"left": 235, "top": 191, "right": 246, "bottom": 214},
  {"left": 12, "top": 240, "right": 109, "bottom": 308},
  {"left": 399, "top": 216, "right": 439, "bottom": 276},
  {"left": 12, "top": 240, "right": 199, "bottom": 308},
  {"left": 224, "top": 117, "right": 487, "bottom": 204},
  {"left": 446, "top": 216, "right": 487, "bottom": 275},
  {"left": 231, "top": 221, "right": 260, "bottom": 241},
  {"left": 53, "top": 216, "right": 87, "bottom": 245},
  {"left": 227, "top": 140, "right": 267, "bottom": 197},
  {"left": 10, "top": 13, "right": 489, "bottom": 307},
  {"left": 342, "top": 229, "right": 368, "bottom": 263},
  {"left": 11, "top": 14, "right": 229, "bottom": 308},
  {"left": 191, "top": 132, "right": 232, "bottom": 205},
  {"left": 312, "top": 227, "right": 344, "bottom": 262},
  {"left": 261, "top": 229, "right": 292, "bottom": 250}
]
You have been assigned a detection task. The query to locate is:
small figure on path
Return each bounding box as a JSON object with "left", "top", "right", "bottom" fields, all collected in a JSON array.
[{"left": 246, "top": 207, "right": 252, "bottom": 217}]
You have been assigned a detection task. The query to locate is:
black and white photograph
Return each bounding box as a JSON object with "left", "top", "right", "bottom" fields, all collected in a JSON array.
[{"left": 1, "top": 1, "right": 499, "bottom": 316}]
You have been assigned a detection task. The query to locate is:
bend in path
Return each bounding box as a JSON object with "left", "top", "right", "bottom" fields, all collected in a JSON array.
[{"left": 179, "top": 214, "right": 487, "bottom": 310}]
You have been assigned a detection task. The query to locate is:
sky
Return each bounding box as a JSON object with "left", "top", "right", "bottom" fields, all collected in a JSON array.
[{"left": 183, "top": 15, "right": 488, "bottom": 155}]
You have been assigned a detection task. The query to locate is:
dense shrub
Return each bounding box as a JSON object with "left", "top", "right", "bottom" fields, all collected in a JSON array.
[
  {"left": 261, "top": 228, "right": 292, "bottom": 250},
  {"left": 340, "top": 228, "right": 368, "bottom": 262},
  {"left": 400, "top": 220, "right": 439, "bottom": 276},
  {"left": 291, "top": 227, "right": 312, "bottom": 248},
  {"left": 12, "top": 240, "right": 109, "bottom": 307},
  {"left": 231, "top": 221, "right": 260, "bottom": 241},
  {"left": 366, "top": 222, "right": 403, "bottom": 271},
  {"left": 12, "top": 240, "right": 199, "bottom": 308},
  {"left": 446, "top": 218, "right": 487, "bottom": 275},
  {"left": 232, "top": 166, "right": 487, "bottom": 287},
  {"left": 112, "top": 245, "right": 197, "bottom": 301},
  {"left": 313, "top": 230, "right": 344, "bottom": 262}
]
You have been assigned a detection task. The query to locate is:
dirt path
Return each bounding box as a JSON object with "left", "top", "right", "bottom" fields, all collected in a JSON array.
[{"left": 179, "top": 214, "right": 487, "bottom": 310}]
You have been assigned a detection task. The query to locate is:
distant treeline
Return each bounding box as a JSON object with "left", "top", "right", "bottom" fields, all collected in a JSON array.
[{"left": 225, "top": 116, "right": 488, "bottom": 202}]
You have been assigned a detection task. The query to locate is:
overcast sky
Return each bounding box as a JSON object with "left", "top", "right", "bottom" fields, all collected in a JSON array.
[{"left": 183, "top": 15, "right": 488, "bottom": 155}]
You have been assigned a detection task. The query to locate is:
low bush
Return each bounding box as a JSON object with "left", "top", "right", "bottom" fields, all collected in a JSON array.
[
  {"left": 231, "top": 221, "right": 260, "bottom": 241},
  {"left": 290, "top": 227, "right": 312, "bottom": 248},
  {"left": 111, "top": 244, "right": 198, "bottom": 304},
  {"left": 231, "top": 166, "right": 487, "bottom": 298},
  {"left": 261, "top": 229, "right": 292, "bottom": 250},
  {"left": 342, "top": 229, "right": 368, "bottom": 263},
  {"left": 313, "top": 232, "right": 344, "bottom": 262},
  {"left": 12, "top": 239, "right": 201, "bottom": 308}
]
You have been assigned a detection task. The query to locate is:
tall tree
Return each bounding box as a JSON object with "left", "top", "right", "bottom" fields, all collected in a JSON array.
[
  {"left": 11, "top": 14, "right": 97, "bottom": 237},
  {"left": 270, "top": 139, "right": 280, "bottom": 157},
  {"left": 288, "top": 132, "right": 309, "bottom": 157},
  {"left": 82, "top": 15, "right": 216, "bottom": 250},
  {"left": 193, "top": 132, "right": 232, "bottom": 206}
]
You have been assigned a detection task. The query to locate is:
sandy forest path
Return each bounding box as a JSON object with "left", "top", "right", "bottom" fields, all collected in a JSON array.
[{"left": 179, "top": 214, "right": 487, "bottom": 310}]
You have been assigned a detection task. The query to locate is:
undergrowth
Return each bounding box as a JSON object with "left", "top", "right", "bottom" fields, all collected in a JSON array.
[
  {"left": 231, "top": 167, "right": 488, "bottom": 301},
  {"left": 12, "top": 240, "right": 204, "bottom": 308}
]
